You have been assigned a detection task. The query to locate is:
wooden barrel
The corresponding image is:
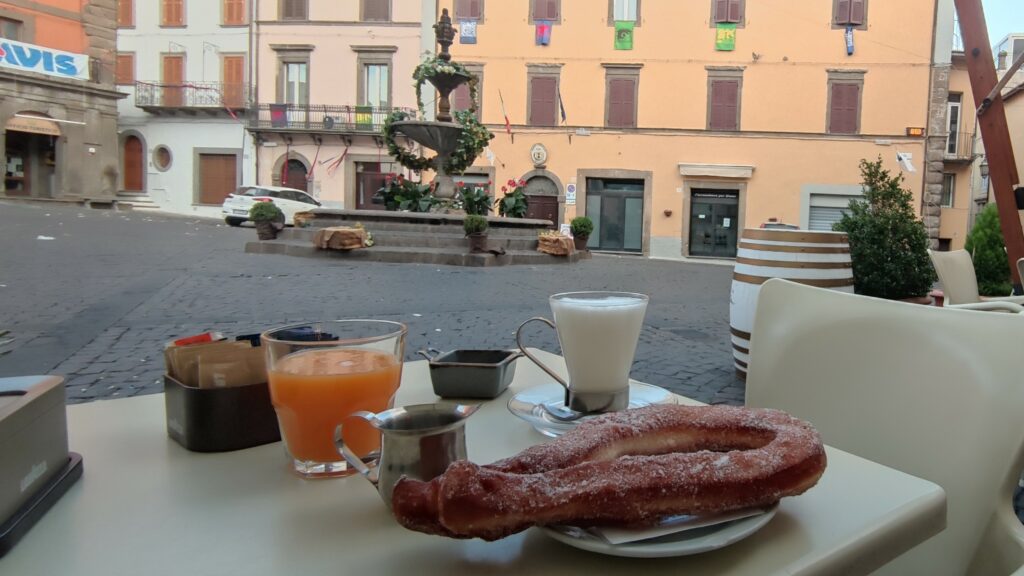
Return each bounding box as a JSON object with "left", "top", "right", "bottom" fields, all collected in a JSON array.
[{"left": 730, "top": 229, "right": 854, "bottom": 379}]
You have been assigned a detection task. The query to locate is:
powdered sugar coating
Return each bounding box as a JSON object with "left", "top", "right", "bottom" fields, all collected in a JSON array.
[{"left": 391, "top": 404, "right": 827, "bottom": 541}]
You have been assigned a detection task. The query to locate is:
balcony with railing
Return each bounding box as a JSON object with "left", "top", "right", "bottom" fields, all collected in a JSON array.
[
  {"left": 247, "top": 104, "right": 416, "bottom": 134},
  {"left": 944, "top": 130, "right": 974, "bottom": 162},
  {"left": 135, "top": 81, "right": 250, "bottom": 114},
  {"left": 952, "top": 19, "right": 965, "bottom": 55}
]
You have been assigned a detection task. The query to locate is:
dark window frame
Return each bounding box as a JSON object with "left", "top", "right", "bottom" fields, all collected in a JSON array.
[
  {"left": 353, "top": 46, "right": 397, "bottom": 109},
  {"left": 361, "top": 0, "right": 392, "bottom": 22},
  {"left": 604, "top": 64, "right": 642, "bottom": 128},
  {"left": 709, "top": 0, "right": 745, "bottom": 28},
  {"left": 529, "top": 0, "right": 561, "bottom": 24},
  {"left": 279, "top": 0, "right": 308, "bottom": 21},
  {"left": 832, "top": 0, "right": 868, "bottom": 30},
  {"left": 941, "top": 173, "right": 955, "bottom": 208},
  {"left": 451, "top": 63, "right": 484, "bottom": 120},
  {"left": 826, "top": 70, "right": 866, "bottom": 135},
  {"left": 706, "top": 66, "right": 744, "bottom": 131},
  {"left": 607, "top": 0, "right": 641, "bottom": 26},
  {"left": 272, "top": 45, "right": 314, "bottom": 105},
  {"left": 526, "top": 64, "right": 563, "bottom": 127},
  {"left": 454, "top": 0, "right": 485, "bottom": 21}
]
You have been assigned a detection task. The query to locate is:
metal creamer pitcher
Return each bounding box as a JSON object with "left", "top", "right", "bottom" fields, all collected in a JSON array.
[{"left": 335, "top": 403, "right": 479, "bottom": 508}]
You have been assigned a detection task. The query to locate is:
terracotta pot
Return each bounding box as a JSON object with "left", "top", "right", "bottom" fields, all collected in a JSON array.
[
  {"left": 255, "top": 220, "right": 278, "bottom": 240},
  {"left": 573, "top": 235, "right": 589, "bottom": 251},
  {"left": 467, "top": 233, "right": 488, "bottom": 253}
]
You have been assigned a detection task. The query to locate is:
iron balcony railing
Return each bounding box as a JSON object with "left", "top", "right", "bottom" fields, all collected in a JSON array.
[
  {"left": 135, "top": 81, "right": 251, "bottom": 109},
  {"left": 248, "top": 103, "right": 416, "bottom": 133},
  {"left": 952, "top": 20, "right": 965, "bottom": 54},
  {"left": 944, "top": 130, "right": 974, "bottom": 162}
]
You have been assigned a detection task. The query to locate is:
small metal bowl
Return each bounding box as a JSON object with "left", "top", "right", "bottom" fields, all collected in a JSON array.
[{"left": 420, "top": 349, "right": 522, "bottom": 399}]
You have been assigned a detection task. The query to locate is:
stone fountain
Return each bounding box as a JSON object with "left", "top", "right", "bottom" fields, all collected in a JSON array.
[{"left": 387, "top": 9, "right": 482, "bottom": 199}]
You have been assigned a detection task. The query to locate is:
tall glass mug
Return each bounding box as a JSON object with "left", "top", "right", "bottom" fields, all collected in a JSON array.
[
  {"left": 517, "top": 292, "right": 648, "bottom": 413},
  {"left": 262, "top": 320, "right": 407, "bottom": 479}
]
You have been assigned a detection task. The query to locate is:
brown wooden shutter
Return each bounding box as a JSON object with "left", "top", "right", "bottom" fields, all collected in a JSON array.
[
  {"left": 363, "top": 0, "right": 390, "bottom": 21},
  {"left": 222, "top": 55, "right": 245, "bottom": 107},
  {"left": 728, "top": 0, "right": 742, "bottom": 23},
  {"left": 713, "top": 0, "right": 729, "bottom": 23},
  {"left": 115, "top": 53, "right": 134, "bottom": 85},
  {"left": 468, "top": 0, "right": 482, "bottom": 18},
  {"left": 117, "top": 0, "right": 133, "bottom": 27},
  {"left": 162, "top": 0, "right": 184, "bottom": 25},
  {"left": 829, "top": 83, "right": 859, "bottom": 134},
  {"left": 199, "top": 154, "right": 238, "bottom": 205},
  {"left": 283, "top": 0, "right": 306, "bottom": 19},
  {"left": 835, "top": 0, "right": 851, "bottom": 24},
  {"left": 534, "top": 0, "right": 557, "bottom": 20},
  {"left": 224, "top": 0, "right": 245, "bottom": 24},
  {"left": 452, "top": 83, "right": 472, "bottom": 112},
  {"left": 708, "top": 80, "right": 739, "bottom": 130},
  {"left": 608, "top": 78, "right": 635, "bottom": 128},
  {"left": 530, "top": 76, "right": 557, "bottom": 126},
  {"left": 162, "top": 54, "right": 184, "bottom": 106},
  {"left": 456, "top": 0, "right": 480, "bottom": 19},
  {"left": 849, "top": 0, "right": 865, "bottom": 25}
]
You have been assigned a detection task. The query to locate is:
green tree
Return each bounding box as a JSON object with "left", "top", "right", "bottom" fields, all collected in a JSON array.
[
  {"left": 965, "top": 203, "right": 1012, "bottom": 296},
  {"left": 833, "top": 157, "right": 936, "bottom": 299}
]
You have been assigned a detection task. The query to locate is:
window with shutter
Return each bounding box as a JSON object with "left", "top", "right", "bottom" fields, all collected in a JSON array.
[
  {"left": 456, "top": 0, "right": 483, "bottom": 20},
  {"left": 161, "top": 0, "right": 184, "bottom": 26},
  {"left": 834, "top": 0, "right": 867, "bottom": 28},
  {"left": 117, "top": 0, "right": 133, "bottom": 27},
  {"left": 711, "top": 0, "right": 743, "bottom": 25},
  {"left": 529, "top": 76, "right": 558, "bottom": 126},
  {"left": 223, "top": 0, "right": 246, "bottom": 25},
  {"left": 607, "top": 78, "right": 636, "bottom": 128},
  {"left": 280, "top": 0, "right": 307, "bottom": 20},
  {"left": 828, "top": 82, "right": 861, "bottom": 134},
  {"left": 362, "top": 0, "right": 391, "bottom": 22},
  {"left": 531, "top": 0, "right": 560, "bottom": 22},
  {"left": 708, "top": 80, "right": 740, "bottom": 131},
  {"left": 115, "top": 53, "right": 134, "bottom": 85}
]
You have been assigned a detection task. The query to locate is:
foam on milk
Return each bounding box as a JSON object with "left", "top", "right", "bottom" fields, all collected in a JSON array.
[{"left": 550, "top": 295, "right": 647, "bottom": 394}]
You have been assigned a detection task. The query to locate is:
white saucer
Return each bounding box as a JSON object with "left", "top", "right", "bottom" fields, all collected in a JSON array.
[
  {"left": 541, "top": 505, "right": 778, "bottom": 558},
  {"left": 507, "top": 382, "right": 677, "bottom": 437}
]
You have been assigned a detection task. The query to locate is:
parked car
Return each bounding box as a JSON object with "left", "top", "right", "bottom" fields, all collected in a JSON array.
[{"left": 222, "top": 186, "right": 321, "bottom": 226}]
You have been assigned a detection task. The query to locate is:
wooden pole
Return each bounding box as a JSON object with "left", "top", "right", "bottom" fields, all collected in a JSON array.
[{"left": 954, "top": 0, "right": 1024, "bottom": 291}]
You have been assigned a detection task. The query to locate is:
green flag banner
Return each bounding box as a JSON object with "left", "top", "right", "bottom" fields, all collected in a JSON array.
[
  {"left": 614, "top": 21, "right": 634, "bottom": 50},
  {"left": 715, "top": 22, "right": 736, "bottom": 51}
]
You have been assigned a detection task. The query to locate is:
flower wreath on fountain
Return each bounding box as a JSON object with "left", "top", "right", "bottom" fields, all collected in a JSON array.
[{"left": 383, "top": 55, "right": 494, "bottom": 175}]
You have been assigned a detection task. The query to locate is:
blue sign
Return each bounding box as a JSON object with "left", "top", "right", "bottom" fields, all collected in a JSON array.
[
  {"left": 845, "top": 26, "right": 855, "bottom": 56},
  {"left": 459, "top": 20, "right": 477, "bottom": 44},
  {"left": 0, "top": 39, "right": 90, "bottom": 81}
]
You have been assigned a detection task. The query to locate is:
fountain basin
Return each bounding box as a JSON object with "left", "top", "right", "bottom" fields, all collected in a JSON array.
[{"left": 391, "top": 121, "right": 464, "bottom": 156}]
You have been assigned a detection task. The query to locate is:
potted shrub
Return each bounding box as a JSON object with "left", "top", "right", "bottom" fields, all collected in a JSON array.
[
  {"left": 570, "top": 216, "right": 594, "bottom": 251},
  {"left": 250, "top": 201, "right": 285, "bottom": 241},
  {"left": 833, "top": 157, "right": 936, "bottom": 301},
  {"left": 464, "top": 214, "right": 489, "bottom": 253},
  {"left": 965, "top": 203, "right": 1013, "bottom": 296}
]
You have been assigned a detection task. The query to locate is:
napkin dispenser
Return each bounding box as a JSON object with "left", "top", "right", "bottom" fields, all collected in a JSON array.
[{"left": 0, "top": 376, "right": 82, "bottom": 557}]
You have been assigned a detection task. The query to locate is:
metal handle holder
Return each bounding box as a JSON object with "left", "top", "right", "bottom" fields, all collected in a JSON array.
[{"left": 334, "top": 412, "right": 380, "bottom": 485}]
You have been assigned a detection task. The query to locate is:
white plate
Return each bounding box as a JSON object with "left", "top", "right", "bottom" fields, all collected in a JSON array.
[
  {"left": 541, "top": 505, "right": 778, "bottom": 558},
  {"left": 507, "top": 382, "right": 677, "bottom": 437}
]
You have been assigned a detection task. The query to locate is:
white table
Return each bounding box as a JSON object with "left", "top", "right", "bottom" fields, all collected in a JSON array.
[{"left": 0, "top": 351, "right": 945, "bottom": 576}]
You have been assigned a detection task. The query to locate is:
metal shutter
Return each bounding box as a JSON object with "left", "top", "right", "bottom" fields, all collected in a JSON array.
[{"left": 808, "top": 194, "right": 861, "bottom": 231}]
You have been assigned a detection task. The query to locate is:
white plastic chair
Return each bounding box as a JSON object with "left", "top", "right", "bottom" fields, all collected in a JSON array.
[
  {"left": 929, "top": 249, "right": 1024, "bottom": 312},
  {"left": 746, "top": 279, "right": 1024, "bottom": 576}
]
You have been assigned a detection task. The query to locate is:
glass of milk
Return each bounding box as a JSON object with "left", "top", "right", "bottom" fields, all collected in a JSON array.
[{"left": 516, "top": 292, "right": 648, "bottom": 413}]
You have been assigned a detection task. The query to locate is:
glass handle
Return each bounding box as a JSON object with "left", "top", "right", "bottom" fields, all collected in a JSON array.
[
  {"left": 335, "top": 412, "right": 379, "bottom": 485},
  {"left": 515, "top": 317, "right": 569, "bottom": 391}
]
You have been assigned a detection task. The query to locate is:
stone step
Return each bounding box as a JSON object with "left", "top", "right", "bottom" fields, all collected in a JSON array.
[
  {"left": 116, "top": 191, "right": 161, "bottom": 210},
  {"left": 245, "top": 239, "right": 587, "bottom": 267},
  {"left": 294, "top": 220, "right": 546, "bottom": 238},
  {"left": 280, "top": 228, "right": 540, "bottom": 250}
]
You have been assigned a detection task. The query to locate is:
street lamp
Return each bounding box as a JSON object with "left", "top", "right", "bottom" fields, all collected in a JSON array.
[{"left": 980, "top": 161, "right": 989, "bottom": 179}]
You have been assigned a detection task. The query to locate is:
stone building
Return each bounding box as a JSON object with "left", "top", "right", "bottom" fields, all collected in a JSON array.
[{"left": 1, "top": 0, "right": 122, "bottom": 201}]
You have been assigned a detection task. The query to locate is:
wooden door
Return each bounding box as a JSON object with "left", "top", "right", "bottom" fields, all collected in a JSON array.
[
  {"left": 162, "top": 54, "right": 184, "bottom": 106},
  {"left": 525, "top": 195, "right": 558, "bottom": 225},
  {"left": 222, "top": 55, "right": 244, "bottom": 108},
  {"left": 282, "top": 159, "right": 308, "bottom": 192},
  {"left": 198, "top": 153, "right": 237, "bottom": 204},
  {"left": 123, "top": 135, "right": 143, "bottom": 191}
]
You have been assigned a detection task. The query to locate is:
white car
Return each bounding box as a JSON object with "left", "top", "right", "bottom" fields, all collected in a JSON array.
[{"left": 222, "top": 186, "right": 321, "bottom": 226}]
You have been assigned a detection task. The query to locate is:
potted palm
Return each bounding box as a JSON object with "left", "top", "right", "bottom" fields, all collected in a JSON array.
[
  {"left": 570, "top": 216, "right": 594, "bottom": 251},
  {"left": 250, "top": 201, "right": 285, "bottom": 241},
  {"left": 464, "top": 214, "right": 489, "bottom": 253}
]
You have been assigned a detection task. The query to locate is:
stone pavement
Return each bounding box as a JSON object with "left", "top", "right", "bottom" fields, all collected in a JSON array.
[{"left": 0, "top": 200, "right": 741, "bottom": 405}]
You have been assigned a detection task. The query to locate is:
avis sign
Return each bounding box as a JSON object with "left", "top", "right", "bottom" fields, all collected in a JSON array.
[{"left": 0, "top": 39, "right": 90, "bottom": 81}]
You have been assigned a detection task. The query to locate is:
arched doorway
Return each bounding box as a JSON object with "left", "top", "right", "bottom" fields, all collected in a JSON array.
[
  {"left": 123, "top": 136, "right": 144, "bottom": 191},
  {"left": 282, "top": 159, "right": 308, "bottom": 192},
  {"left": 521, "top": 170, "right": 563, "bottom": 225}
]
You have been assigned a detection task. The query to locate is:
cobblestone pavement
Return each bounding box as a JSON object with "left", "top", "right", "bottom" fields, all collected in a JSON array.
[{"left": 0, "top": 200, "right": 741, "bottom": 405}]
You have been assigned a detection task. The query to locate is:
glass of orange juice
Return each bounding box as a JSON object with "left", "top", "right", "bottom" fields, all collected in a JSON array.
[{"left": 261, "top": 320, "right": 407, "bottom": 479}]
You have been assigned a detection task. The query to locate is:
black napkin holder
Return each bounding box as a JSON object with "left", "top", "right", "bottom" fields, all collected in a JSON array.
[{"left": 163, "top": 375, "right": 281, "bottom": 453}]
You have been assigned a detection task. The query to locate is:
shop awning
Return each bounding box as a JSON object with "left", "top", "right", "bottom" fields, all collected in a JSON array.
[{"left": 6, "top": 115, "right": 61, "bottom": 136}]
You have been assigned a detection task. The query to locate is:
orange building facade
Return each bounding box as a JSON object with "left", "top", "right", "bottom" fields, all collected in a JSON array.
[
  {"left": 441, "top": 0, "right": 940, "bottom": 258},
  {"left": 0, "top": 0, "right": 121, "bottom": 200}
]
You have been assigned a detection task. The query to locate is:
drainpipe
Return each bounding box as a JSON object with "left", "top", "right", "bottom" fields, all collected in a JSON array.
[{"left": 251, "top": 0, "right": 260, "bottom": 185}]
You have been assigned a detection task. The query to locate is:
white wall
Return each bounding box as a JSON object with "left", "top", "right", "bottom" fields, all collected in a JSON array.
[{"left": 116, "top": 0, "right": 253, "bottom": 216}]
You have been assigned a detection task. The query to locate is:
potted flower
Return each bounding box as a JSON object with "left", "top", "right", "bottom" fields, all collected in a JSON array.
[
  {"left": 455, "top": 181, "right": 494, "bottom": 216},
  {"left": 375, "top": 173, "right": 440, "bottom": 213},
  {"left": 249, "top": 201, "right": 285, "bottom": 241},
  {"left": 833, "top": 157, "right": 936, "bottom": 301},
  {"left": 497, "top": 179, "right": 529, "bottom": 218},
  {"left": 464, "top": 214, "right": 489, "bottom": 253},
  {"left": 570, "top": 216, "right": 594, "bottom": 251}
]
